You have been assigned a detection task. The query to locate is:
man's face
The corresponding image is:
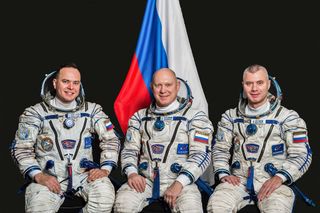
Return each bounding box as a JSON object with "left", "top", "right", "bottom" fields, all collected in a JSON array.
[
  {"left": 151, "top": 69, "right": 180, "bottom": 107},
  {"left": 53, "top": 67, "right": 81, "bottom": 103},
  {"left": 242, "top": 69, "right": 270, "bottom": 108}
]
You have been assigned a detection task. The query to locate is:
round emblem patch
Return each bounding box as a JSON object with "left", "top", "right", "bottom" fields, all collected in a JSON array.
[
  {"left": 154, "top": 119, "right": 165, "bottom": 131},
  {"left": 41, "top": 137, "right": 54, "bottom": 151},
  {"left": 64, "top": 118, "right": 75, "bottom": 129},
  {"left": 246, "top": 123, "right": 257, "bottom": 136}
]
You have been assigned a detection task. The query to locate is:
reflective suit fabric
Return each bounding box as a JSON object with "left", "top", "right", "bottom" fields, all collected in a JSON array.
[
  {"left": 207, "top": 103, "right": 312, "bottom": 213},
  {"left": 12, "top": 102, "right": 120, "bottom": 213},
  {"left": 114, "top": 105, "right": 213, "bottom": 213}
]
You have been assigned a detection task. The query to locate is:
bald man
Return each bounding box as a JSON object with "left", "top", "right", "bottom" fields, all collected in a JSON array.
[
  {"left": 114, "top": 68, "right": 213, "bottom": 213},
  {"left": 207, "top": 64, "right": 312, "bottom": 212}
]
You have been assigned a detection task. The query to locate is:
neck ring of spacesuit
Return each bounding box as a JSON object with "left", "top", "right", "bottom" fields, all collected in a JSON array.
[
  {"left": 238, "top": 75, "right": 282, "bottom": 119},
  {"left": 40, "top": 71, "right": 86, "bottom": 112}
]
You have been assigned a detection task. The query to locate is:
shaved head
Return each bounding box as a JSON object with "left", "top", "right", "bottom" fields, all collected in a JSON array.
[
  {"left": 243, "top": 64, "right": 268, "bottom": 81},
  {"left": 151, "top": 68, "right": 180, "bottom": 107}
]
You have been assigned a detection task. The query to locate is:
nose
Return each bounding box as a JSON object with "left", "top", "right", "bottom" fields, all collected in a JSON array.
[
  {"left": 67, "top": 82, "right": 74, "bottom": 89},
  {"left": 159, "top": 85, "right": 166, "bottom": 93},
  {"left": 252, "top": 83, "right": 257, "bottom": 91}
]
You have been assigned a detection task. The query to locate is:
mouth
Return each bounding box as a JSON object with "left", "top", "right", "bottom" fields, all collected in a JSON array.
[
  {"left": 64, "top": 91, "right": 75, "bottom": 96},
  {"left": 159, "top": 95, "right": 169, "bottom": 99},
  {"left": 250, "top": 94, "right": 260, "bottom": 99}
]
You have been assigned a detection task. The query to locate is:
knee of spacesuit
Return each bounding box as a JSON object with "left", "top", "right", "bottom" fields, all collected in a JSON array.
[
  {"left": 174, "top": 185, "right": 203, "bottom": 213},
  {"left": 258, "top": 185, "right": 295, "bottom": 213},
  {"left": 207, "top": 182, "right": 244, "bottom": 213},
  {"left": 82, "top": 177, "right": 115, "bottom": 213},
  {"left": 25, "top": 183, "right": 64, "bottom": 213},
  {"left": 113, "top": 183, "right": 148, "bottom": 213}
]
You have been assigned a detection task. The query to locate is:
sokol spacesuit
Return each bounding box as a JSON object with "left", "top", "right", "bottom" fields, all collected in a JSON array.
[
  {"left": 114, "top": 75, "right": 213, "bottom": 213},
  {"left": 207, "top": 75, "right": 312, "bottom": 213},
  {"left": 11, "top": 69, "right": 120, "bottom": 213}
]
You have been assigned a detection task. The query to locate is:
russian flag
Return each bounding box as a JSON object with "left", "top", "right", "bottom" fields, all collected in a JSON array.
[
  {"left": 114, "top": 0, "right": 208, "bottom": 135},
  {"left": 293, "top": 131, "right": 308, "bottom": 143}
]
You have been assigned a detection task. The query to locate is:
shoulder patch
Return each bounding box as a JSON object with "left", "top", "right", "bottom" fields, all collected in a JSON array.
[
  {"left": 126, "top": 132, "right": 132, "bottom": 142},
  {"left": 194, "top": 131, "right": 209, "bottom": 144},
  {"left": 293, "top": 131, "right": 308, "bottom": 143},
  {"left": 18, "top": 127, "right": 30, "bottom": 140},
  {"left": 216, "top": 130, "right": 225, "bottom": 141},
  {"left": 105, "top": 119, "right": 114, "bottom": 131}
]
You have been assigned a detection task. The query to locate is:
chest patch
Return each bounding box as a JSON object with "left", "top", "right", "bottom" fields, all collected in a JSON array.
[
  {"left": 61, "top": 139, "right": 76, "bottom": 149},
  {"left": 84, "top": 137, "right": 92, "bottom": 149},
  {"left": 272, "top": 144, "right": 284, "bottom": 156},
  {"left": 177, "top": 144, "right": 189, "bottom": 155},
  {"left": 246, "top": 144, "right": 260, "bottom": 153},
  {"left": 151, "top": 144, "right": 165, "bottom": 154}
]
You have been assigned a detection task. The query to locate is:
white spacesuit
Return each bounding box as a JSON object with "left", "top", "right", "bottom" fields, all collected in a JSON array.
[
  {"left": 114, "top": 97, "right": 213, "bottom": 213},
  {"left": 11, "top": 71, "right": 120, "bottom": 213},
  {"left": 207, "top": 80, "right": 312, "bottom": 213}
]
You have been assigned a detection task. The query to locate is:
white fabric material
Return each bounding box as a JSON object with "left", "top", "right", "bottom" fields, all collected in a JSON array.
[
  {"left": 114, "top": 178, "right": 203, "bottom": 213},
  {"left": 176, "top": 174, "right": 191, "bottom": 187},
  {"left": 50, "top": 97, "right": 77, "bottom": 110},
  {"left": 155, "top": 99, "right": 179, "bottom": 113},
  {"left": 245, "top": 101, "right": 270, "bottom": 116}
]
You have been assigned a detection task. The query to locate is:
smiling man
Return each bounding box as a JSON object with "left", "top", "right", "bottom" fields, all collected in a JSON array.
[
  {"left": 114, "top": 68, "right": 213, "bottom": 213},
  {"left": 11, "top": 63, "right": 120, "bottom": 213},
  {"left": 207, "top": 64, "right": 312, "bottom": 213}
]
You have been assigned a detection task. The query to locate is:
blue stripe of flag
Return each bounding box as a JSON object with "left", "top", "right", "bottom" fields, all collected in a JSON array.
[{"left": 135, "top": 0, "right": 168, "bottom": 95}]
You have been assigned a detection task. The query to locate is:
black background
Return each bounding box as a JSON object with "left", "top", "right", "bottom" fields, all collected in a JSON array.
[{"left": 1, "top": 0, "right": 319, "bottom": 212}]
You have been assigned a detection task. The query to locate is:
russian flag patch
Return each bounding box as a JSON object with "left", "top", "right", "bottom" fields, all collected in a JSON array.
[
  {"left": 105, "top": 120, "right": 114, "bottom": 131},
  {"left": 293, "top": 131, "right": 308, "bottom": 143},
  {"left": 194, "top": 131, "right": 209, "bottom": 144}
]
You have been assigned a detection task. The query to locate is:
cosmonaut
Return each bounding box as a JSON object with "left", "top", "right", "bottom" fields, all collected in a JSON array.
[
  {"left": 207, "top": 64, "right": 312, "bottom": 213},
  {"left": 11, "top": 63, "right": 120, "bottom": 213},
  {"left": 114, "top": 68, "right": 214, "bottom": 213}
]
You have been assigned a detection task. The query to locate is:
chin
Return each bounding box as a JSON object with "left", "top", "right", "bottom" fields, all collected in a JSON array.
[
  {"left": 158, "top": 102, "right": 169, "bottom": 107},
  {"left": 63, "top": 98, "right": 76, "bottom": 103}
]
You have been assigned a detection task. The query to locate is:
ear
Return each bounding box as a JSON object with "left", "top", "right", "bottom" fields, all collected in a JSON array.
[
  {"left": 53, "top": 79, "right": 57, "bottom": 89},
  {"left": 267, "top": 79, "right": 271, "bottom": 90},
  {"left": 150, "top": 82, "right": 154, "bottom": 91},
  {"left": 176, "top": 80, "right": 180, "bottom": 90}
]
